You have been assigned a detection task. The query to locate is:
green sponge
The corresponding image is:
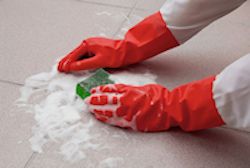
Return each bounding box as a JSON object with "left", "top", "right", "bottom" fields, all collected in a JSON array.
[{"left": 76, "top": 69, "right": 114, "bottom": 100}]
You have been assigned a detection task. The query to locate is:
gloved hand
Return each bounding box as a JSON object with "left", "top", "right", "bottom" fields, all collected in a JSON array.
[
  {"left": 85, "top": 77, "right": 225, "bottom": 132},
  {"left": 58, "top": 12, "right": 179, "bottom": 72}
]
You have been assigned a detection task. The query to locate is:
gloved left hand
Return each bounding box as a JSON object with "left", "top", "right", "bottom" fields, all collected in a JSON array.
[{"left": 58, "top": 12, "right": 179, "bottom": 73}]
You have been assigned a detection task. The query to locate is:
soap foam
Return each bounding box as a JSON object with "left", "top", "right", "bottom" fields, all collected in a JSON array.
[
  {"left": 17, "top": 64, "right": 157, "bottom": 162},
  {"left": 98, "top": 157, "right": 124, "bottom": 168}
]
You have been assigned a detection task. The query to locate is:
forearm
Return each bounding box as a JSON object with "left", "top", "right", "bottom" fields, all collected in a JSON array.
[
  {"left": 165, "top": 53, "right": 250, "bottom": 132},
  {"left": 213, "top": 53, "right": 250, "bottom": 131},
  {"left": 122, "top": 0, "right": 247, "bottom": 62},
  {"left": 160, "top": 0, "right": 247, "bottom": 44}
]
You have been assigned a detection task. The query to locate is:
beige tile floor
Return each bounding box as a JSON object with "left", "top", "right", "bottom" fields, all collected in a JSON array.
[{"left": 1, "top": 0, "right": 250, "bottom": 168}]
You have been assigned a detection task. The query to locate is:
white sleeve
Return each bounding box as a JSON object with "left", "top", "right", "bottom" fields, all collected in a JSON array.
[
  {"left": 160, "top": 0, "right": 246, "bottom": 44},
  {"left": 213, "top": 53, "right": 250, "bottom": 132}
]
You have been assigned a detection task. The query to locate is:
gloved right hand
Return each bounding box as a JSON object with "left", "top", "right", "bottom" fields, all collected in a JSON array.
[
  {"left": 58, "top": 12, "right": 179, "bottom": 73},
  {"left": 85, "top": 77, "right": 225, "bottom": 132}
]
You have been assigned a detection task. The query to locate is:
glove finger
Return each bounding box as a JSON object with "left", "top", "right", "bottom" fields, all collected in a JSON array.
[
  {"left": 94, "top": 109, "right": 113, "bottom": 118},
  {"left": 99, "top": 84, "right": 119, "bottom": 93},
  {"left": 66, "top": 42, "right": 88, "bottom": 62},
  {"left": 88, "top": 93, "right": 120, "bottom": 105},
  {"left": 58, "top": 55, "right": 71, "bottom": 72},
  {"left": 68, "top": 56, "right": 103, "bottom": 71},
  {"left": 91, "top": 84, "right": 127, "bottom": 94},
  {"left": 58, "top": 42, "right": 88, "bottom": 72},
  {"left": 89, "top": 95, "right": 108, "bottom": 105},
  {"left": 90, "top": 85, "right": 118, "bottom": 95},
  {"left": 94, "top": 113, "right": 108, "bottom": 123},
  {"left": 90, "top": 86, "right": 102, "bottom": 94}
]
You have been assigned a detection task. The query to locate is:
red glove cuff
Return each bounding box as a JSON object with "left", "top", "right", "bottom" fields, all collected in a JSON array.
[{"left": 166, "top": 76, "right": 225, "bottom": 131}]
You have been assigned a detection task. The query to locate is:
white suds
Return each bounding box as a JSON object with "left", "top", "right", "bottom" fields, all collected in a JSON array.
[
  {"left": 17, "top": 64, "right": 157, "bottom": 162},
  {"left": 98, "top": 157, "right": 124, "bottom": 168}
]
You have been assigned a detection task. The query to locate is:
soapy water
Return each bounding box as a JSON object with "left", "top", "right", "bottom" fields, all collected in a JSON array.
[
  {"left": 15, "top": 11, "right": 153, "bottom": 165},
  {"left": 98, "top": 157, "right": 124, "bottom": 168},
  {"left": 16, "top": 64, "right": 157, "bottom": 163}
]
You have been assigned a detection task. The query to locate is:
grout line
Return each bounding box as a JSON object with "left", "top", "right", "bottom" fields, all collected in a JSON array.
[
  {"left": 23, "top": 153, "right": 37, "bottom": 168},
  {"left": 75, "top": 0, "right": 144, "bottom": 11},
  {"left": 112, "top": 0, "right": 139, "bottom": 37},
  {"left": 0, "top": 79, "right": 24, "bottom": 86}
]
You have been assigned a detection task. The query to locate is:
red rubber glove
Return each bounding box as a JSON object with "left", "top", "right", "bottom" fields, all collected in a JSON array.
[
  {"left": 85, "top": 76, "right": 225, "bottom": 132},
  {"left": 58, "top": 12, "right": 179, "bottom": 72}
]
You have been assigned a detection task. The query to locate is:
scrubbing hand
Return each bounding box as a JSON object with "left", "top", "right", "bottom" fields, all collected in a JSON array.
[
  {"left": 85, "top": 84, "right": 167, "bottom": 131},
  {"left": 85, "top": 77, "right": 225, "bottom": 132}
]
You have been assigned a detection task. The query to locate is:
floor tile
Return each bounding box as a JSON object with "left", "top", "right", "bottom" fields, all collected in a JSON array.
[
  {"left": 25, "top": 127, "right": 250, "bottom": 168},
  {"left": 224, "top": 0, "right": 250, "bottom": 27},
  {"left": 0, "top": 0, "right": 130, "bottom": 84},
  {"left": 0, "top": 82, "right": 34, "bottom": 168},
  {"left": 2, "top": 80, "right": 250, "bottom": 168},
  {"left": 79, "top": 0, "right": 137, "bottom": 8},
  {"left": 135, "top": 0, "right": 166, "bottom": 13},
  {"left": 1, "top": 1, "right": 250, "bottom": 168}
]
